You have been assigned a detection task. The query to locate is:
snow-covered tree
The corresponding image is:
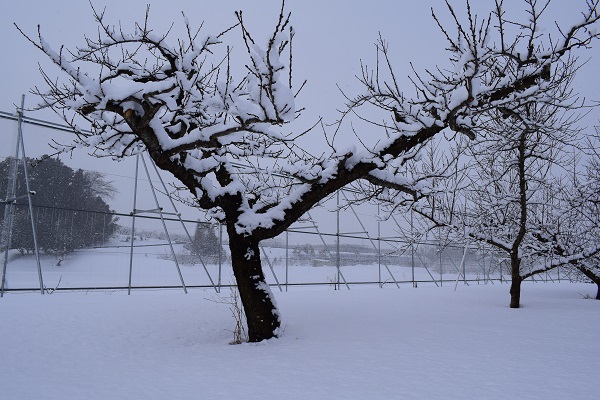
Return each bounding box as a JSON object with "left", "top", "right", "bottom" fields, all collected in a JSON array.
[
  {"left": 369, "top": 1, "right": 600, "bottom": 308},
  {"left": 19, "top": 1, "right": 600, "bottom": 339},
  {"left": 439, "top": 104, "right": 600, "bottom": 309},
  {"left": 559, "top": 129, "right": 600, "bottom": 299}
]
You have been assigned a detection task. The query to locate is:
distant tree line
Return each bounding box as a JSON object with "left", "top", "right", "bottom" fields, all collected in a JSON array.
[{"left": 0, "top": 156, "right": 118, "bottom": 255}]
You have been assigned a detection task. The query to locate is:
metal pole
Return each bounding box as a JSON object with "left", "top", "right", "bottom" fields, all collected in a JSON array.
[
  {"left": 285, "top": 230, "right": 289, "bottom": 292},
  {"left": 439, "top": 243, "right": 443, "bottom": 287},
  {"left": 0, "top": 105, "right": 22, "bottom": 297},
  {"left": 306, "top": 211, "right": 334, "bottom": 255},
  {"left": 17, "top": 95, "right": 44, "bottom": 294},
  {"left": 411, "top": 212, "right": 415, "bottom": 288},
  {"left": 336, "top": 190, "right": 341, "bottom": 290},
  {"left": 148, "top": 159, "right": 216, "bottom": 291},
  {"left": 140, "top": 155, "right": 187, "bottom": 294},
  {"left": 378, "top": 205, "right": 382, "bottom": 288},
  {"left": 128, "top": 155, "right": 140, "bottom": 295},
  {"left": 341, "top": 191, "right": 399, "bottom": 287},
  {"left": 463, "top": 248, "right": 467, "bottom": 285},
  {"left": 70, "top": 211, "right": 76, "bottom": 245},
  {"left": 260, "top": 246, "right": 282, "bottom": 292},
  {"left": 496, "top": 250, "right": 502, "bottom": 283},
  {"left": 218, "top": 222, "right": 223, "bottom": 293}
]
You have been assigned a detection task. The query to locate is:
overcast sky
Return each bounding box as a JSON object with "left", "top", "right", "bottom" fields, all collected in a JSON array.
[{"left": 1, "top": 0, "right": 598, "bottom": 234}]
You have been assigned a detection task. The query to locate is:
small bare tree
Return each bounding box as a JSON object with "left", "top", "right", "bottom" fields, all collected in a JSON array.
[{"left": 19, "top": 0, "right": 599, "bottom": 339}]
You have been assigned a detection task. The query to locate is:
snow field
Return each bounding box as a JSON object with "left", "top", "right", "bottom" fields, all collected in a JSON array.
[
  {"left": 3, "top": 242, "right": 527, "bottom": 291},
  {"left": 0, "top": 282, "right": 597, "bottom": 399}
]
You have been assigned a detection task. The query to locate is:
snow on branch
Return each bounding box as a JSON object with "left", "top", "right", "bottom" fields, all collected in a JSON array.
[
  {"left": 18, "top": 3, "right": 297, "bottom": 161},
  {"left": 19, "top": 0, "right": 600, "bottom": 241},
  {"left": 333, "top": 0, "right": 599, "bottom": 214}
]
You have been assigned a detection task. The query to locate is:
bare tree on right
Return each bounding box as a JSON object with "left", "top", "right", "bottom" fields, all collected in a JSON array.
[
  {"left": 558, "top": 128, "right": 600, "bottom": 299},
  {"left": 359, "top": 0, "right": 600, "bottom": 308}
]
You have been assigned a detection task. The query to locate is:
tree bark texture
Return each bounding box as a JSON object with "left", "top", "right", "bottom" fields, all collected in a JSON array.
[
  {"left": 509, "top": 127, "right": 528, "bottom": 310},
  {"left": 578, "top": 267, "right": 600, "bottom": 300},
  {"left": 509, "top": 277, "right": 522, "bottom": 308},
  {"left": 227, "top": 227, "right": 280, "bottom": 342},
  {"left": 510, "top": 256, "right": 522, "bottom": 308}
]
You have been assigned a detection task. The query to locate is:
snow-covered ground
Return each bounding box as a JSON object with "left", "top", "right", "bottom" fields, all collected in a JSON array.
[
  {"left": 2, "top": 240, "right": 543, "bottom": 291},
  {"left": 0, "top": 280, "right": 597, "bottom": 399}
]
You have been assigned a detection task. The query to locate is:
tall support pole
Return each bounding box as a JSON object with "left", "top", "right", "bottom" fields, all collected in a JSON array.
[
  {"left": 140, "top": 155, "right": 187, "bottom": 293},
  {"left": 128, "top": 155, "right": 140, "bottom": 295},
  {"left": 0, "top": 106, "right": 21, "bottom": 297},
  {"left": 148, "top": 158, "right": 216, "bottom": 291},
  {"left": 260, "top": 247, "right": 282, "bottom": 292},
  {"left": 218, "top": 223, "right": 222, "bottom": 293},
  {"left": 17, "top": 96, "right": 44, "bottom": 294},
  {"left": 336, "top": 190, "right": 341, "bottom": 290},
  {"left": 378, "top": 205, "right": 382, "bottom": 288},
  {"left": 439, "top": 242, "right": 443, "bottom": 287},
  {"left": 411, "top": 212, "right": 416, "bottom": 288},
  {"left": 285, "top": 230, "right": 289, "bottom": 292},
  {"left": 462, "top": 202, "right": 467, "bottom": 285},
  {"left": 1, "top": 95, "right": 44, "bottom": 296},
  {"left": 462, "top": 247, "right": 467, "bottom": 285},
  {"left": 341, "top": 190, "right": 399, "bottom": 287},
  {"left": 102, "top": 213, "right": 106, "bottom": 244},
  {"left": 496, "top": 249, "right": 502, "bottom": 283},
  {"left": 306, "top": 211, "right": 334, "bottom": 253}
]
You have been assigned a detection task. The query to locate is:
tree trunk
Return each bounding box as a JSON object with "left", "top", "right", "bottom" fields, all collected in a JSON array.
[
  {"left": 227, "top": 229, "right": 280, "bottom": 342},
  {"left": 509, "top": 277, "right": 522, "bottom": 308},
  {"left": 577, "top": 267, "right": 600, "bottom": 300},
  {"left": 509, "top": 256, "right": 522, "bottom": 308}
]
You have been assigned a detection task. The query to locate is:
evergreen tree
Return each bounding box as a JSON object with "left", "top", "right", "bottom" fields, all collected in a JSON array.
[
  {"left": 187, "top": 222, "right": 221, "bottom": 258},
  {"left": 0, "top": 156, "right": 118, "bottom": 254}
]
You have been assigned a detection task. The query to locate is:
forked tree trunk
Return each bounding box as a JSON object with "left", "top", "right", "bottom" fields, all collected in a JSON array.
[
  {"left": 510, "top": 256, "right": 522, "bottom": 308},
  {"left": 227, "top": 229, "right": 280, "bottom": 342}
]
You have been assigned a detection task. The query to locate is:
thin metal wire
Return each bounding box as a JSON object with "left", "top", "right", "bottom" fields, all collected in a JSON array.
[{"left": 0, "top": 109, "right": 528, "bottom": 295}]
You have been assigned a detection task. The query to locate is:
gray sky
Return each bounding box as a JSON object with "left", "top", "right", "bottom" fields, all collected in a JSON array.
[{"left": 1, "top": 0, "right": 598, "bottom": 236}]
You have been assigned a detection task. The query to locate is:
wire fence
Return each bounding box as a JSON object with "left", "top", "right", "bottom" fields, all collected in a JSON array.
[
  {"left": 0, "top": 107, "right": 565, "bottom": 295},
  {"left": 0, "top": 203, "right": 564, "bottom": 295}
]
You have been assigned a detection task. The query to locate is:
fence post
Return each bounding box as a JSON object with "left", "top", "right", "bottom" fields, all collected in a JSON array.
[
  {"left": 285, "top": 230, "right": 289, "bottom": 292},
  {"left": 218, "top": 222, "right": 223, "bottom": 293},
  {"left": 336, "top": 190, "right": 340, "bottom": 291},
  {"left": 439, "top": 243, "right": 443, "bottom": 287},
  {"left": 411, "top": 212, "right": 416, "bottom": 288},
  {"left": 377, "top": 205, "right": 382, "bottom": 288},
  {"left": 127, "top": 155, "right": 140, "bottom": 295}
]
